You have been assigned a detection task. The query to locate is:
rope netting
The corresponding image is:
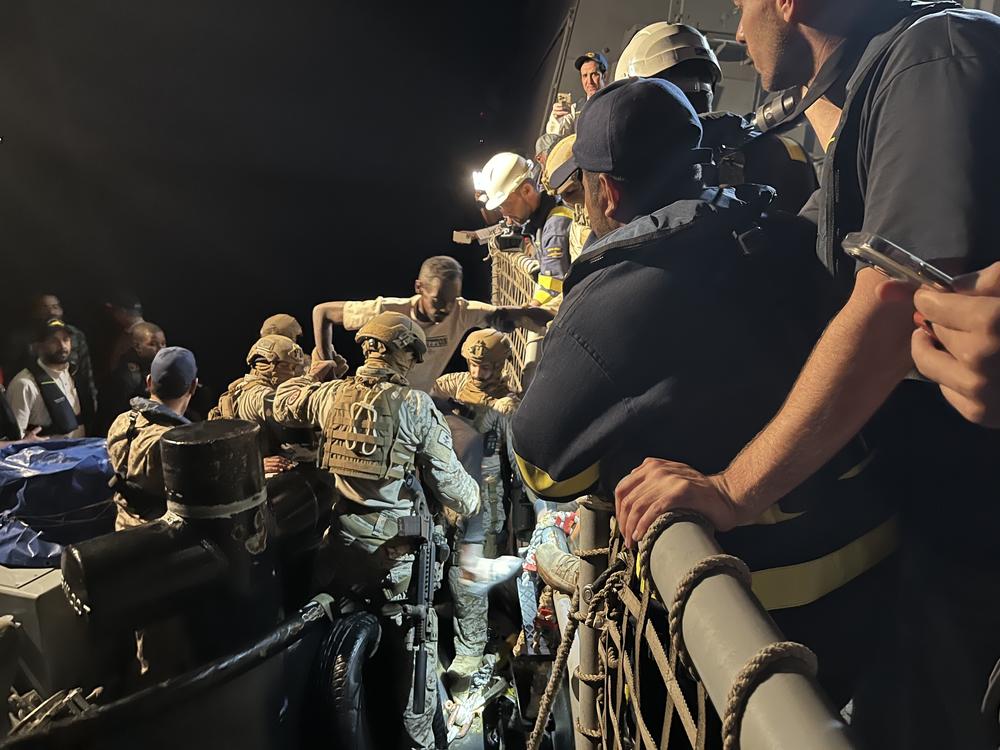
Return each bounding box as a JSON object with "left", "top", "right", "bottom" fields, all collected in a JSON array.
[
  {"left": 527, "top": 511, "right": 817, "bottom": 750},
  {"left": 488, "top": 244, "right": 541, "bottom": 393}
]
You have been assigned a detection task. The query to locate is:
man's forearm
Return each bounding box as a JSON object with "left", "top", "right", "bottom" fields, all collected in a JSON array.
[
  {"left": 311, "top": 302, "right": 344, "bottom": 359},
  {"left": 723, "top": 269, "right": 915, "bottom": 516}
]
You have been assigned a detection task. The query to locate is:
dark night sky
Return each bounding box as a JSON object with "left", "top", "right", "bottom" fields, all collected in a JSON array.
[{"left": 0, "top": 1, "right": 570, "bottom": 390}]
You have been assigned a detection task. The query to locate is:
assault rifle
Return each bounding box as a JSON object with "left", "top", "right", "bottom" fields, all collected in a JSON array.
[{"left": 398, "top": 472, "right": 437, "bottom": 714}]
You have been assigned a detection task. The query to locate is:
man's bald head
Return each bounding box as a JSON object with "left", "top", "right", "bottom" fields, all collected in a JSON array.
[{"left": 131, "top": 322, "right": 166, "bottom": 363}]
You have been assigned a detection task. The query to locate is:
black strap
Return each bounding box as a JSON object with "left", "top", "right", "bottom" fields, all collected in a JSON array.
[
  {"left": 109, "top": 410, "right": 168, "bottom": 520},
  {"left": 26, "top": 361, "right": 79, "bottom": 436}
]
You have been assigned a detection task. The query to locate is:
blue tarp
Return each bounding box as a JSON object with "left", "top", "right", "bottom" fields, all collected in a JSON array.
[{"left": 0, "top": 438, "right": 116, "bottom": 566}]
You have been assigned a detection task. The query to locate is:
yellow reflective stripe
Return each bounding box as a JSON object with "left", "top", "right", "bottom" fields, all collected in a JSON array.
[
  {"left": 533, "top": 288, "right": 556, "bottom": 304},
  {"left": 549, "top": 206, "right": 574, "bottom": 220},
  {"left": 751, "top": 516, "right": 899, "bottom": 611},
  {"left": 838, "top": 450, "right": 875, "bottom": 480},
  {"left": 538, "top": 275, "right": 563, "bottom": 292},
  {"left": 515, "top": 453, "right": 600, "bottom": 498},
  {"left": 749, "top": 505, "right": 805, "bottom": 525},
  {"left": 777, "top": 135, "right": 809, "bottom": 163}
]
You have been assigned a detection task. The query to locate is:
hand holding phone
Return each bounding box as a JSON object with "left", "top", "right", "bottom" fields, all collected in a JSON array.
[{"left": 842, "top": 232, "right": 954, "bottom": 290}]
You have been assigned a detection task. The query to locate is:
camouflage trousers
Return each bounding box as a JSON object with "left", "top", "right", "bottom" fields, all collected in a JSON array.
[
  {"left": 449, "top": 468, "right": 506, "bottom": 659},
  {"left": 383, "top": 605, "right": 439, "bottom": 749}
]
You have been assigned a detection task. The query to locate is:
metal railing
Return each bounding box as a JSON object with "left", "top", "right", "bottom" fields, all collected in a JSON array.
[
  {"left": 488, "top": 243, "right": 544, "bottom": 392},
  {"left": 560, "top": 503, "right": 855, "bottom": 750}
]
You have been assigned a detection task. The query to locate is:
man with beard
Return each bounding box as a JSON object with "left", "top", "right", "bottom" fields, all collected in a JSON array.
[
  {"left": 311, "top": 256, "right": 551, "bottom": 393},
  {"left": 2, "top": 293, "right": 97, "bottom": 428},
  {"left": 7, "top": 319, "right": 87, "bottom": 438},
  {"left": 477, "top": 152, "right": 574, "bottom": 307},
  {"left": 615, "top": 1, "right": 1000, "bottom": 745}
]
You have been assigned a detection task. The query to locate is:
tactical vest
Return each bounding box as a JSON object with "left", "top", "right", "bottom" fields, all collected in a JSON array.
[
  {"left": 211, "top": 378, "right": 245, "bottom": 420},
  {"left": 26, "top": 361, "right": 79, "bottom": 436},
  {"left": 111, "top": 408, "right": 186, "bottom": 521},
  {"left": 320, "top": 377, "right": 415, "bottom": 481}
]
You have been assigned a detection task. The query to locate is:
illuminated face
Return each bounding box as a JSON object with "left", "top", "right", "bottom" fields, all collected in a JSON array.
[
  {"left": 468, "top": 360, "right": 499, "bottom": 386},
  {"left": 734, "top": 0, "right": 811, "bottom": 91},
  {"left": 415, "top": 276, "right": 461, "bottom": 323},
  {"left": 38, "top": 330, "right": 72, "bottom": 366},
  {"left": 499, "top": 181, "right": 535, "bottom": 224},
  {"left": 580, "top": 61, "right": 606, "bottom": 99}
]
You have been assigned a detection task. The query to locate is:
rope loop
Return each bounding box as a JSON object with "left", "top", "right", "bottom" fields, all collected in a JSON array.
[
  {"left": 668, "top": 554, "right": 752, "bottom": 679},
  {"left": 721, "top": 641, "right": 818, "bottom": 750},
  {"left": 636, "top": 510, "right": 714, "bottom": 589}
]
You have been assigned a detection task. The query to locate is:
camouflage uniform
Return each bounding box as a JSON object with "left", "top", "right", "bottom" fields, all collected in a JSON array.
[
  {"left": 274, "top": 314, "right": 479, "bottom": 750},
  {"left": 209, "top": 335, "right": 316, "bottom": 463},
  {"left": 106, "top": 397, "right": 189, "bottom": 530},
  {"left": 434, "top": 371, "right": 519, "bottom": 666}
]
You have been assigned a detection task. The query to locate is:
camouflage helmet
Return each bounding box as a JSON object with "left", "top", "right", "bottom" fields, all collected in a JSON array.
[
  {"left": 461, "top": 328, "right": 512, "bottom": 365},
  {"left": 260, "top": 313, "right": 302, "bottom": 340},
  {"left": 246, "top": 334, "right": 306, "bottom": 368},
  {"left": 355, "top": 312, "right": 428, "bottom": 363}
]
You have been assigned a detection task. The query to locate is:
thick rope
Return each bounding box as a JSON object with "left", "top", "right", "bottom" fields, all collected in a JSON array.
[
  {"left": 636, "top": 510, "right": 714, "bottom": 590},
  {"left": 526, "top": 590, "right": 581, "bottom": 750},
  {"left": 721, "top": 641, "right": 818, "bottom": 750},
  {"left": 668, "top": 554, "right": 752, "bottom": 680}
]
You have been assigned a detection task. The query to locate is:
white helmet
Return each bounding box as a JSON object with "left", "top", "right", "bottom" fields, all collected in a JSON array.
[
  {"left": 615, "top": 23, "right": 722, "bottom": 86},
  {"left": 475, "top": 152, "right": 534, "bottom": 211}
]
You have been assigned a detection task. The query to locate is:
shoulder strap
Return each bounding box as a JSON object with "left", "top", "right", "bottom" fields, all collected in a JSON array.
[{"left": 26, "top": 361, "right": 79, "bottom": 436}]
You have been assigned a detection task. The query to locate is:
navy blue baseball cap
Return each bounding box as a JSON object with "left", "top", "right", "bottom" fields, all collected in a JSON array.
[
  {"left": 34, "top": 318, "right": 72, "bottom": 343},
  {"left": 549, "top": 77, "right": 703, "bottom": 191},
  {"left": 575, "top": 51, "right": 609, "bottom": 72},
  {"left": 150, "top": 346, "right": 198, "bottom": 398}
]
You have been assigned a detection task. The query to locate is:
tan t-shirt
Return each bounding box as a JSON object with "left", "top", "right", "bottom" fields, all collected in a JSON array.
[{"left": 341, "top": 295, "right": 496, "bottom": 392}]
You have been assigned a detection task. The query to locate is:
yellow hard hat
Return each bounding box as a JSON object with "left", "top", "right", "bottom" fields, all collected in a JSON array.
[
  {"left": 542, "top": 135, "right": 578, "bottom": 195},
  {"left": 355, "top": 312, "right": 428, "bottom": 363}
]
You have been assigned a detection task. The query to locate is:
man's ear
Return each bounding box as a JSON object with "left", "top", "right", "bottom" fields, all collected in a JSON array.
[
  {"left": 189, "top": 379, "right": 199, "bottom": 396},
  {"left": 778, "top": 0, "right": 797, "bottom": 23},
  {"left": 414, "top": 278, "right": 424, "bottom": 295},
  {"left": 145, "top": 374, "right": 153, "bottom": 392},
  {"left": 599, "top": 173, "right": 622, "bottom": 219}
]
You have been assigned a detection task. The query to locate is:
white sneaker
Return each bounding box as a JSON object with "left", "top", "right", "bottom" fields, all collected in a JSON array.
[{"left": 459, "top": 555, "right": 522, "bottom": 596}]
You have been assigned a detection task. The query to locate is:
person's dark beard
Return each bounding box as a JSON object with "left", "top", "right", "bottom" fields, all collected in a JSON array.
[{"left": 42, "top": 351, "right": 70, "bottom": 366}]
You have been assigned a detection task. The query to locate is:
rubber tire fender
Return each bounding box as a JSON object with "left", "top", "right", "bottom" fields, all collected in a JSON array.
[{"left": 314, "top": 611, "right": 381, "bottom": 749}]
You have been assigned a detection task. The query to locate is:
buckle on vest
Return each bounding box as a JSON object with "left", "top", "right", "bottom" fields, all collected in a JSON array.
[{"left": 347, "top": 401, "right": 379, "bottom": 456}]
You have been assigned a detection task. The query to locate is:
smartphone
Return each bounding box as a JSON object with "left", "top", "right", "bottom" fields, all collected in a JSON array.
[
  {"left": 557, "top": 92, "right": 572, "bottom": 107},
  {"left": 841, "top": 232, "right": 955, "bottom": 290}
]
